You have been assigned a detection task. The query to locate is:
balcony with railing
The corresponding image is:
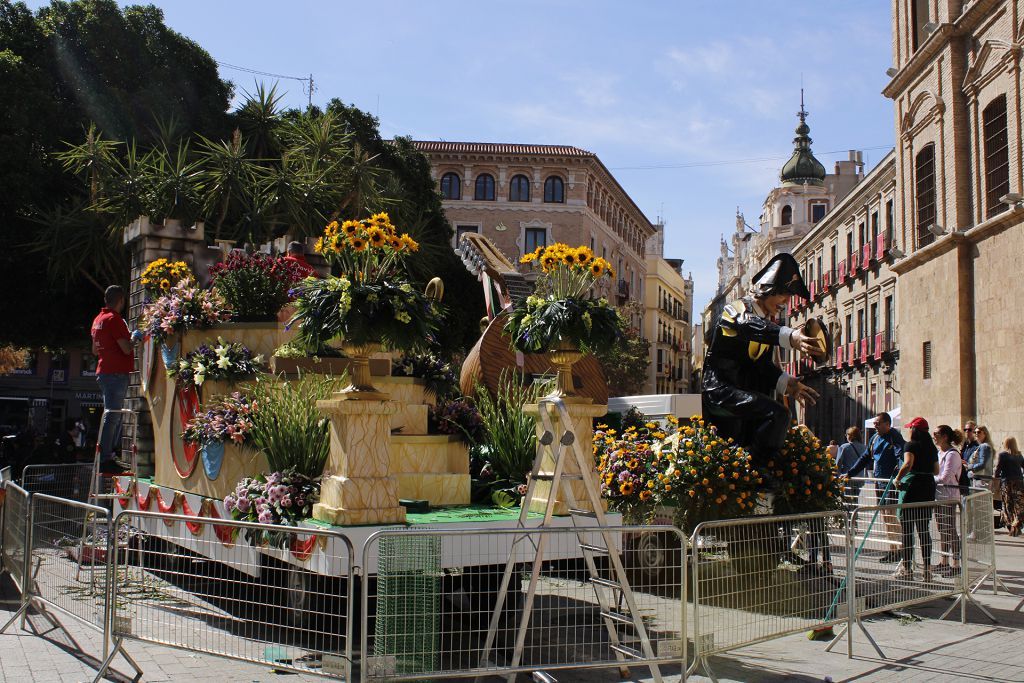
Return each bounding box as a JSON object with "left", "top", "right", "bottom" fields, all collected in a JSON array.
[
  {"left": 874, "top": 232, "right": 888, "bottom": 261},
  {"left": 847, "top": 255, "right": 858, "bottom": 279},
  {"left": 822, "top": 270, "right": 833, "bottom": 290},
  {"left": 861, "top": 243, "right": 872, "bottom": 270},
  {"left": 846, "top": 342, "right": 855, "bottom": 367},
  {"left": 859, "top": 337, "right": 869, "bottom": 363},
  {"left": 837, "top": 259, "right": 846, "bottom": 282},
  {"left": 834, "top": 344, "right": 844, "bottom": 369}
]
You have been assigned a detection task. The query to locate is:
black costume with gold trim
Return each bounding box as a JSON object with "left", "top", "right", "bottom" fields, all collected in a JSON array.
[{"left": 702, "top": 296, "right": 790, "bottom": 466}]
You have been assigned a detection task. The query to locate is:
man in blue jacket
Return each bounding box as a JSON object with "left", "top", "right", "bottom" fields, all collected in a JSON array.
[{"left": 851, "top": 411, "right": 905, "bottom": 562}]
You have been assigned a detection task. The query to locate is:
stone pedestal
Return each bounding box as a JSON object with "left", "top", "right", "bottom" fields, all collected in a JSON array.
[
  {"left": 525, "top": 402, "right": 608, "bottom": 516},
  {"left": 312, "top": 398, "right": 406, "bottom": 526}
]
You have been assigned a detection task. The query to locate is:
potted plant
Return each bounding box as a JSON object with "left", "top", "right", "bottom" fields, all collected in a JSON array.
[
  {"left": 289, "top": 213, "right": 440, "bottom": 399},
  {"left": 209, "top": 251, "right": 306, "bottom": 322},
  {"left": 505, "top": 243, "right": 620, "bottom": 401}
]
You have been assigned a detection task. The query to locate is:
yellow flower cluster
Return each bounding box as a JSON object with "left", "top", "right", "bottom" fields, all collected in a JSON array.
[
  {"left": 520, "top": 243, "right": 614, "bottom": 278},
  {"left": 141, "top": 259, "right": 193, "bottom": 292},
  {"left": 314, "top": 213, "right": 419, "bottom": 256}
]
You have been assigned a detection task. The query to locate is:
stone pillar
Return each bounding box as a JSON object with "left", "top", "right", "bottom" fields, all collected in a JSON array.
[
  {"left": 122, "top": 217, "right": 210, "bottom": 477},
  {"left": 312, "top": 398, "right": 407, "bottom": 526},
  {"left": 525, "top": 402, "right": 608, "bottom": 516}
]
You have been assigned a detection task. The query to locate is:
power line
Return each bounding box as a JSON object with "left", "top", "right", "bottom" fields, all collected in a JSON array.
[
  {"left": 215, "top": 60, "right": 316, "bottom": 107},
  {"left": 610, "top": 144, "right": 893, "bottom": 171}
]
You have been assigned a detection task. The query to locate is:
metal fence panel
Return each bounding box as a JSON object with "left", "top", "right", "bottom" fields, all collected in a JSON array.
[
  {"left": 105, "top": 510, "right": 355, "bottom": 680},
  {"left": 961, "top": 490, "right": 996, "bottom": 592},
  {"left": 21, "top": 463, "right": 94, "bottom": 502},
  {"left": 361, "top": 525, "right": 687, "bottom": 682},
  {"left": 690, "top": 510, "right": 850, "bottom": 662},
  {"left": 1, "top": 482, "right": 30, "bottom": 591},
  {"left": 28, "top": 493, "right": 111, "bottom": 630},
  {"left": 850, "top": 498, "right": 962, "bottom": 618}
]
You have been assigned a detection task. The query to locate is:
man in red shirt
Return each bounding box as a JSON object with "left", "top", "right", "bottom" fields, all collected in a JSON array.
[
  {"left": 282, "top": 241, "right": 319, "bottom": 278},
  {"left": 91, "top": 285, "right": 133, "bottom": 472}
]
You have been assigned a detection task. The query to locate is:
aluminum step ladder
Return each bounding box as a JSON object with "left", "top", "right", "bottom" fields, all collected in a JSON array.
[
  {"left": 477, "top": 396, "right": 663, "bottom": 683},
  {"left": 76, "top": 408, "right": 138, "bottom": 583}
]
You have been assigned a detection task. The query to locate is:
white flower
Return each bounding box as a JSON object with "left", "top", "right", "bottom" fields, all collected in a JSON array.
[
  {"left": 179, "top": 360, "right": 189, "bottom": 369},
  {"left": 195, "top": 373, "right": 206, "bottom": 386},
  {"left": 216, "top": 356, "right": 231, "bottom": 369},
  {"left": 252, "top": 354, "right": 264, "bottom": 365}
]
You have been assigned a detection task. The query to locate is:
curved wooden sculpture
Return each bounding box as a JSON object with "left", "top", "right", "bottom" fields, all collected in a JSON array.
[{"left": 460, "top": 310, "right": 609, "bottom": 404}]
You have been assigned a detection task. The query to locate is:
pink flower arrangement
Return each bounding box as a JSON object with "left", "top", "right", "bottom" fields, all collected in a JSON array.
[
  {"left": 182, "top": 392, "right": 256, "bottom": 445},
  {"left": 139, "top": 280, "right": 231, "bottom": 345},
  {"left": 224, "top": 470, "right": 319, "bottom": 533}
]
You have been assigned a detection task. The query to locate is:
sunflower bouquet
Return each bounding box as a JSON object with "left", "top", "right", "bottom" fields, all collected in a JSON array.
[
  {"left": 314, "top": 212, "right": 420, "bottom": 283},
  {"left": 289, "top": 214, "right": 439, "bottom": 352},
  {"left": 505, "top": 243, "right": 621, "bottom": 354},
  {"left": 140, "top": 259, "right": 194, "bottom": 298}
]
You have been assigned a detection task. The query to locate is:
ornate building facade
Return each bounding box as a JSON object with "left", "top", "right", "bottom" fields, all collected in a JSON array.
[
  {"left": 884, "top": 0, "right": 1024, "bottom": 443},
  {"left": 785, "top": 151, "right": 901, "bottom": 440},
  {"left": 644, "top": 223, "right": 694, "bottom": 394}
]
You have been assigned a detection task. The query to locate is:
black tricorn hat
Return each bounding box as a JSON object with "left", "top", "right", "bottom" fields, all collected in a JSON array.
[{"left": 751, "top": 253, "right": 810, "bottom": 299}]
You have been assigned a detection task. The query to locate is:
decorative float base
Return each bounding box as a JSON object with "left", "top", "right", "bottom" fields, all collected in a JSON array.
[{"left": 312, "top": 397, "right": 406, "bottom": 526}]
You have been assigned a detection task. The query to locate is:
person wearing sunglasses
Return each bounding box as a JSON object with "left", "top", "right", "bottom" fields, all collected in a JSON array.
[{"left": 966, "top": 425, "right": 995, "bottom": 483}]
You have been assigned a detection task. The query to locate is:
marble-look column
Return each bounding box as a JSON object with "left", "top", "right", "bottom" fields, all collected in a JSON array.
[
  {"left": 312, "top": 398, "right": 406, "bottom": 526},
  {"left": 525, "top": 401, "right": 608, "bottom": 516}
]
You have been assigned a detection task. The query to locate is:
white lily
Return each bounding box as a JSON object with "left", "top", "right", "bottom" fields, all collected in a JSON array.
[{"left": 216, "top": 355, "right": 231, "bottom": 369}]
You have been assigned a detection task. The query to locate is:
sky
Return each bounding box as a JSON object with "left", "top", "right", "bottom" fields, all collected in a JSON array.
[{"left": 38, "top": 1, "right": 897, "bottom": 309}]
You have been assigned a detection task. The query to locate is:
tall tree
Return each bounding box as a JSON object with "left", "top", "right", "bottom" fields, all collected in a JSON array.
[{"left": 0, "top": 0, "right": 231, "bottom": 347}]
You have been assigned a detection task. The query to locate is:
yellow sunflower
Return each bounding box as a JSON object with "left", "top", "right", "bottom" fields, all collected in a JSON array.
[
  {"left": 160, "top": 279, "right": 171, "bottom": 291},
  {"left": 590, "top": 260, "right": 605, "bottom": 277},
  {"left": 349, "top": 236, "right": 368, "bottom": 252},
  {"left": 620, "top": 481, "right": 634, "bottom": 496},
  {"left": 367, "top": 227, "right": 386, "bottom": 247},
  {"left": 341, "top": 220, "right": 360, "bottom": 237}
]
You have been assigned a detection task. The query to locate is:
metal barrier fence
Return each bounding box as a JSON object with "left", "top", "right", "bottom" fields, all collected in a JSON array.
[
  {"left": 961, "top": 489, "right": 1002, "bottom": 595},
  {"left": 689, "top": 510, "right": 851, "bottom": 678},
  {"left": 27, "top": 493, "right": 111, "bottom": 630},
  {"left": 360, "top": 525, "right": 687, "bottom": 682},
  {"left": 21, "top": 463, "right": 94, "bottom": 502},
  {"left": 1, "top": 482, "right": 30, "bottom": 593},
  {"left": 97, "top": 510, "right": 356, "bottom": 682},
  {"left": 848, "top": 498, "right": 964, "bottom": 619}
]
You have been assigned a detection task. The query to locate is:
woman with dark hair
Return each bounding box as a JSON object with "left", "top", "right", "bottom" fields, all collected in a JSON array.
[
  {"left": 933, "top": 425, "right": 963, "bottom": 577},
  {"left": 893, "top": 417, "right": 939, "bottom": 581},
  {"left": 995, "top": 437, "right": 1024, "bottom": 536}
]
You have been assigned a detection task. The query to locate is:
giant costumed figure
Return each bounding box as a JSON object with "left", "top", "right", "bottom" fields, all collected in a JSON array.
[{"left": 702, "top": 253, "right": 824, "bottom": 474}]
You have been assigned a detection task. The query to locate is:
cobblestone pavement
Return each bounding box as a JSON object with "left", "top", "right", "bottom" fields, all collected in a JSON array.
[{"left": 1, "top": 531, "right": 1021, "bottom": 682}]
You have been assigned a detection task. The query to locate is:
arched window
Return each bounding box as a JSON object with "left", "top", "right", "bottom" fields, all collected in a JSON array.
[
  {"left": 544, "top": 176, "right": 564, "bottom": 203},
  {"left": 474, "top": 173, "right": 495, "bottom": 201},
  {"left": 915, "top": 144, "right": 936, "bottom": 248},
  {"left": 781, "top": 205, "right": 793, "bottom": 225},
  {"left": 440, "top": 172, "right": 461, "bottom": 200},
  {"left": 509, "top": 174, "right": 530, "bottom": 202}
]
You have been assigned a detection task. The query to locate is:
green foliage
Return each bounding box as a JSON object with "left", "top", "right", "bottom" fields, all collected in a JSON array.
[
  {"left": 594, "top": 311, "right": 652, "bottom": 397},
  {"left": 505, "top": 295, "right": 621, "bottom": 354},
  {"left": 0, "top": 0, "right": 231, "bottom": 347},
  {"left": 473, "top": 370, "right": 545, "bottom": 485},
  {"left": 243, "top": 374, "right": 341, "bottom": 478}
]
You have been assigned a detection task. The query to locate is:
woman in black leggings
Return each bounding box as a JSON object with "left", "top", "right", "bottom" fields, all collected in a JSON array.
[{"left": 893, "top": 417, "right": 939, "bottom": 582}]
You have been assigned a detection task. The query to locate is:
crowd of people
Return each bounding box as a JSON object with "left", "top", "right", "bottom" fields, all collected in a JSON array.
[{"left": 828, "top": 412, "right": 1023, "bottom": 582}]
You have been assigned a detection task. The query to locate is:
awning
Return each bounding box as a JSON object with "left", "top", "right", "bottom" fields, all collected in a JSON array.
[{"left": 864, "top": 406, "right": 900, "bottom": 430}]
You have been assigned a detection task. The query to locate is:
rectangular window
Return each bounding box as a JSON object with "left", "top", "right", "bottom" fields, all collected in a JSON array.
[
  {"left": 983, "top": 95, "right": 1010, "bottom": 219},
  {"left": 870, "top": 302, "right": 879, "bottom": 338},
  {"left": 885, "top": 199, "right": 894, "bottom": 242},
  {"left": 830, "top": 245, "right": 838, "bottom": 274},
  {"left": 455, "top": 225, "right": 478, "bottom": 245},
  {"left": 524, "top": 227, "right": 547, "bottom": 253},
  {"left": 885, "top": 295, "right": 894, "bottom": 344},
  {"left": 869, "top": 382, "right": 877, "bottom": 414},
  {"left": 845, "top": 313, "right": 853, "bottom": 343},
  {"left": 846, "top": 232, "right": 854, "bottom": 261},
  {"left": 590, "top": 236, "right": 595, "bottom": 252},
  {"left": 870, "top": 211, "right": 879, "bottom": 244},
  {"left": 811, "top": 203, "right": 827, "bottom": 223},
  {"left": 915, "top": 144, "right": 936, "bottom": 248},
  {"left": 816, "top": 256, "right": 822, "bottom": 281},
  {"left": 858, "top": 222, "right": 866, "bottom": 248},
  {"left": 922, "top": 341, "right": 932, "bottom": 379},
  {"left": 911, "top": 0, "right": 930, "bottom": 51},
  {"left": 857, "top": 309, "right": 865, "bottom": 340}
]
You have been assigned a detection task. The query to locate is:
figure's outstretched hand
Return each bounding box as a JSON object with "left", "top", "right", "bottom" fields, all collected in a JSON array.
[
  {"left": 790, "top": 329, "right": 823, "bottom": 356},
  {"left": 787, "top": 378, "right": 819, "bottom": 406}
]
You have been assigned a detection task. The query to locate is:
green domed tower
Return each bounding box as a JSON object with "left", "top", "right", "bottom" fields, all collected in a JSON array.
[{"left": 780, "top": 92, "right": 826, "bottom": 187}]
